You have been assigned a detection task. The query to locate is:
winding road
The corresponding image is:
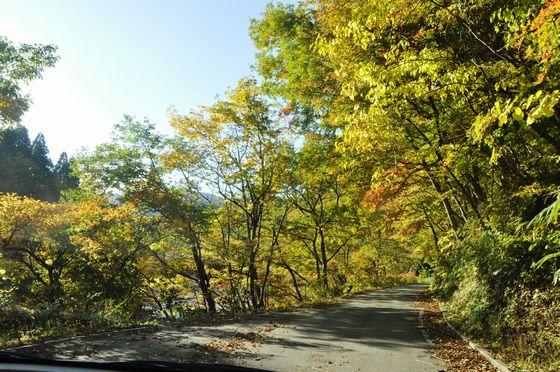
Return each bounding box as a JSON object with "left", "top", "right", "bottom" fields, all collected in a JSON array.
[{"left": 12, "top": 284, "right": 444, "bottom": 371}]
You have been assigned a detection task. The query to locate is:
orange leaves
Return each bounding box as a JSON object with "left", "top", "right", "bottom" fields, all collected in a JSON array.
[
  {"left": 401, "top": 219, "right": 425, "bottom": 236},
  {"left": 363, "top": 186, "right": 389, "bottom": 209},
  {"left": 362, "top": 163, "right": 412, "bottom": 210},
  {"left": 510, "top": 0, "right": 560, "bottom": 83},
  {"left": 529, "top": 0, "right": 560, "bottom": 33},
  {"left": 277, "top": 105, "right": 294, "bottom": 119}
]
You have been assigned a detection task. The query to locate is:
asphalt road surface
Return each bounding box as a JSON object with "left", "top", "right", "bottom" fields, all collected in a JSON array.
[{"left": 11, "top": 284, "right": 444, "bottom": 371}]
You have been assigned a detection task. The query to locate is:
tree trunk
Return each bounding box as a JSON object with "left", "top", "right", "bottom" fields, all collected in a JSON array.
[
  {"left": 319, "top": 229, "right": 329, "bottom": 290},
  {"left": 425, "top": 168, "right": 460, "bottom": 233},
  {"left": 248, "top": 250, "right": 260, "bottom": 310},
  {"left": 191, "top": 239, "right": 216, "bottom": 314}
]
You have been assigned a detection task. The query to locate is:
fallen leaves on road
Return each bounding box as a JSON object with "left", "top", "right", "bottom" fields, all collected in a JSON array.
[
  {"left": 188, "top": 342, "right": 219, "bottom": 362},
  {"left": 413, "top": 292, "right": 496, "bottom": 372},
  {"left": 205, "top": 330, "right": 265, "bottom": 354},
  {"left": 206, "top": 338, "right": 246, "bottom": 354},
  {"left": 202, "top": 320, "right": 281, "bottom": 356}
]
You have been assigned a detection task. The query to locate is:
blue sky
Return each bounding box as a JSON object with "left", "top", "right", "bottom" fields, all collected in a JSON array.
[{"left": 1, "top": 0, "right": 293, "bottom": 160}]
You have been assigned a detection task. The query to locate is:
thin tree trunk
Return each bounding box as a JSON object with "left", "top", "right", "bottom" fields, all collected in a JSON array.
[
  {"left": 319, "top": 229, "right": 329, "bottom": 290},
  {"left": 191, "top": 239, "right": 216, "bottom": 314}
]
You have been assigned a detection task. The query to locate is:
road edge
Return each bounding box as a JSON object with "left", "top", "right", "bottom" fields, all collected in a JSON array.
[
  {"left": 438, "top": 303, "right": 510, "bottom": 372},
  {"left": 4, "top": 326, "right": 155, "bottom": 352}
]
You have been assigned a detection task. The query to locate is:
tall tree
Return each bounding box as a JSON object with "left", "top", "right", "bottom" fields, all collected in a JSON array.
[
  {"left": 251, "top": 1, "right": 560, "bottom": 362},
  {"left": 0, "top": 125, "right": 36, "bottom": 196},
  {"left": 286, "top": 134, "right": 358, "bottom": 292},
  {"left": 54, "top": 152, "right": 79, "bottom": 194},
  {"left": 169, "top": 78, "right": 291, "bottom": 310},
  {"left": 76, "top": 116, "right": 217, "bottom": 313},
  {"left": 0, "top": 126, "right": 65, "bottom": 201},
  {"left": 30, "top": 133, "right": 55, "bottom": 201}
]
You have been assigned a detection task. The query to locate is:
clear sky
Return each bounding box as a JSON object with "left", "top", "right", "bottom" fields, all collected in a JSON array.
[{"left": 1, "top": 0, "right": 293, "bottom": 161}]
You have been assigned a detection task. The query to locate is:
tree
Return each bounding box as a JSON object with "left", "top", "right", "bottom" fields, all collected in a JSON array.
[
  {"left": 169, "top": 78, "right": 291, "bottom": 310},
  {"left": 69, "top": 200, "right": 163, "bottom": 312},
  {"left": 0, "top": 36, "right": 58, "bottom": 125},
  {"left": 0, "top": 125, "right": 66, "bottom": 201},
  {"left": 251, "top": 1, "right": 560, "bottom": 363},
  {"left": 286, "top": 135, "right": 358, "bottom": 293},
  {"left": 30, "top": 133, "right": 55, "bottom": 201},
  {"left": 0, "top": 194, "right": 76, "bottom": 307},
  {"left": 0, "top": 36, "right": 61, "bottom": 201},
  {"left": 0, "top": 125, "right": 36, "bottom": 196},
  {"left": 54, "top": 152, "right": 79, "bottom": 194},
  {"left": 76, "top": 116, "right": 217, "bottom": 313}
]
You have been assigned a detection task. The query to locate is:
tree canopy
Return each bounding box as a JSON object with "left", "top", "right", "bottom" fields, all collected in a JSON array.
[{"left": 0, "top": 36, "right": 58, "bottom": 125}]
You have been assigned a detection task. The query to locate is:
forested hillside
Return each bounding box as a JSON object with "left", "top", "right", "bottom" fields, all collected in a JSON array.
[
  {"left": 1, "top": 1, "right": 559, "bottom": 369},
  {"left": 0, "top": 125, "right": 77, "bottom": 201}
]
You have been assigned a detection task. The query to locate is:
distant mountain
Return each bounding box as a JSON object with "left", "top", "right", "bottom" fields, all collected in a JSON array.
[{"left": 199, "top": 192, "right": 223, "bottom": 207}]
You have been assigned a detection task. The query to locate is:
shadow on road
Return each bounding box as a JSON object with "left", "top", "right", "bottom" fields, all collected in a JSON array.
[{"left": 12, "top": 285, "right": 439, "bottom": 371}]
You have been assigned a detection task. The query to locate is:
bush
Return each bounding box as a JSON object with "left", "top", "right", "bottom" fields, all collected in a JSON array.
[{"left": 434, "top": 218, "right": 560, "bottom": 370}]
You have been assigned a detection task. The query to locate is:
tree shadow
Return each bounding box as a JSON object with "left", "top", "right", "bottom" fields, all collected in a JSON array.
[{"left": 10, "top": 285, "right": 434, "bottom": 369}]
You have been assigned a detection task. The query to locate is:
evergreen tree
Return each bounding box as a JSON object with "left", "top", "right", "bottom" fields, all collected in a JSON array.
[
  {"left": 54, "top": 152, "right": 79, "bottom": 194},
  {"left": 0, "top": 125, "right": 37, "bottom": 196},
  {"left": 30, "top": 133, "right": 56, "bottom": 200},
  {"left": 0, "top": 126, "right": 71, "bottom": 201}
]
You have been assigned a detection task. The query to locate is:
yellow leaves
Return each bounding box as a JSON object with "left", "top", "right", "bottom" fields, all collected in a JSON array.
[
  {"left": 471, "top": 90, "right": 558, "bottom": 146},
  {"left": 0, "top": 193, "right": 42, "bottom": 222},
  {"left": 525, "top": 0, "right": 560, "bottom": 69},
  {"left": 469, "top": 89, "right": 559, "bottom": 168},
  {"left": 440, "top": 144, "right": 459, "bottom": 168},
  {"left": 161, "top": 149, "right": 200, "bottom": 170},
  {"left": 0, "top": 194, "right": 72, "bottom": 242},
  {"left": 69, "top": 202, "right": 150, "bottom": 264},
  {"left": 498, "top": 111, "right": 508, "bottom": 126},
  {"left": 526, "top": 90, "right": 559, "bottom": 125},
  {"left": 0, "top": 195, "right": 143, "bottom": 263},
  {"left": 497, "top": 0, "right": 560, "bottom": 84},
  {"left": 513, "top": 183, "right": 556, "bottom": 199},
  {"left": 469, "top": 114, "right": 496, "bottom": 144},
  {"left": 419, "top": 144, "right": 438, "bottom": 163},
  {"left": 170, "top": 111, "right": 212, "bottom": 140},
  {"left": 341, "top": 83, "right": 357, "bottom": 101},
  {"left": 512, "top": 107, "right": 524, "bottom": 121}
]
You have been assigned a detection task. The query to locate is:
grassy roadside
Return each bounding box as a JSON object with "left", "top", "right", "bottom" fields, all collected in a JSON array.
[
  {"left": 442, "top": 284, "right": 560, "bottom": 371},
  {"left": 416, "top": 286, "right": 560, "bottom": 371},
  {"left": 0, "top": 319, "right": 158, "bottom": 350}
]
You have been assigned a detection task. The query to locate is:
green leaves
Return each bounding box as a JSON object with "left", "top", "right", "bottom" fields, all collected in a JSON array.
[
  {"left": 253, "top": 0, "right": 560, "bottom": 313},
  {"left": 0, "top": 36, "right": 58, "bottom": 124},
  {"left": 4, "top": 1, "right": 560, "bottom": 348}
]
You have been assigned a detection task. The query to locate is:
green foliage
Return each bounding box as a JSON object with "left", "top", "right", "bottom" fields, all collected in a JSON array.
[
  {"left": 249, "top": 0, "right": 560, "bottom": 367},
  {"left": 0, "top": 36, "right": 58, "bottom": 124}
]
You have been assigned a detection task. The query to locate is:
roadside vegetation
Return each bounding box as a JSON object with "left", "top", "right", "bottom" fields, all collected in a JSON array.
[{"left": 1, "top": 1, "right": 560, "bottom": 369}]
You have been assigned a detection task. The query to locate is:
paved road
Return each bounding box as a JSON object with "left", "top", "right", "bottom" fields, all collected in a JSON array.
[{"left": 13, "top": 284, "right": 444, "bottom": 371}]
